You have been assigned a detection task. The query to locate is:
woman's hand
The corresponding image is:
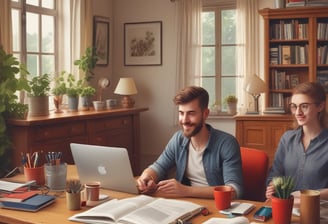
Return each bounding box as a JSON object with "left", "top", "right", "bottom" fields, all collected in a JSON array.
[{"left": 266, "top": 184, "right": 275, "bottom": 199}]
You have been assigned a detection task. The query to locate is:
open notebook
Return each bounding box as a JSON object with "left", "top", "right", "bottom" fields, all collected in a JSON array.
[{"left": 70, "top": 143, "right": 139, "bottom": 194}]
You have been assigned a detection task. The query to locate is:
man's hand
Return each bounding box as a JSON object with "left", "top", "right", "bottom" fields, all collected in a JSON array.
[
  {"left": 136, "top": 172, "right": 157, "bottom": 194},
  {"left": 156, "top": 178, "right": 188, "bottom": 196},
  {"left": 266, "top": 183, "right": 275, "bottom": 199}
]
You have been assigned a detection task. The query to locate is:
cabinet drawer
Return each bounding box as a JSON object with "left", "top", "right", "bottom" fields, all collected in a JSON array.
[
  {"left": 33, "top": 122, "right": 86, "bottom": 141},
  {"left": 88, "top": 116, "right": 132, "bottom": 132}
]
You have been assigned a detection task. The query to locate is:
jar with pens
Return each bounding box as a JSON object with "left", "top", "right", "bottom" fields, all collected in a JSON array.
[
  {"left": 44, "top": 151, "right": 67, "bottom": 191},
  {"left": 22, "top": 151, "right": 45, "bottom": 186}
]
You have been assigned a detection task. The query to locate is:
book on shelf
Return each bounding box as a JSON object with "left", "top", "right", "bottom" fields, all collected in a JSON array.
[
  {"left": 317, "top": 70, "right": 328, "bottom": 92},
  {"left": 0, "top": 190, "right": 39, "bottom": 202},
  {"left": 0, "top": 194, "right": 56, "bottom": 212},
  {"left": 263, "top": 106, "right": 286, "bottom": 114},
  {"left": 69, "top": 195, "right": 205, "bottom": 224}
]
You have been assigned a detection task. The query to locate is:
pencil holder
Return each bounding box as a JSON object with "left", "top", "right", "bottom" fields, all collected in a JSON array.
[
  {"left": 24, "top": 166, "right": 45, "bottom": 186},
  {"left": 45, "top": 163, "right": 67, "bottom": 191},
  {"left": 66, "top": 192, "right": 81, "bottom": 210}
]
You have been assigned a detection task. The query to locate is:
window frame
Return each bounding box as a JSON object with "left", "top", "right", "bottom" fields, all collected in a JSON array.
[
  {"left": 11, "top": 0, "right": 58, "bottom": 77},
  {"left": 202, "top": 2, "right": 237, "bottom": 113}
]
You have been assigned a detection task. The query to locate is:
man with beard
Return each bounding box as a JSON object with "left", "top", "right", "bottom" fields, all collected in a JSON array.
[{"left": 136, "top": 86, "right": 243, "bottom": 199}]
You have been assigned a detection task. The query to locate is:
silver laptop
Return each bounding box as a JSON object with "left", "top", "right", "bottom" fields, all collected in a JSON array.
[{"left": 70, "top": 143, "right": 139, "bottom": 194}]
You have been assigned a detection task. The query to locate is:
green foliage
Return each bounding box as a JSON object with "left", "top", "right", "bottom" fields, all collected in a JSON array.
[
  {"left": 27, "top": 73, "right": 51, "bottom": 96},
  {"left": 0, "top": 46, "right": 30, "bottom": 176},
  {"left": 66, "top": 73, "right": 82, "bottom": 97},
  {"left": 52, "top": 71, "right": 67, "bottom": 96},
  {"left": 224, "top": 95, "right": 238, "bottom": 104},
  {"left": 7, "top": 102, "right": 28, "bottom": 119},
  {"left": 272, "top": 176, "right": 295, "bottom": 199},
  {"left": 80, "top": 86, "right": 96, "bottom": 97},
  {"left": 74, "top": 47, "right": 98, "bottom": 82}
]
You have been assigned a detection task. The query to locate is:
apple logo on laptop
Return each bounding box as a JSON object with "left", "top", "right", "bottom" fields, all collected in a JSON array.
[{"left": 97, "top": 165, "right": 107, "bottom": 175}]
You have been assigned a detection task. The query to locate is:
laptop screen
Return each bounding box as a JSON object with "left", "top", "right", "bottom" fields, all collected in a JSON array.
[{"left": 70, "top": 143, "right": 139, "bottom": 194}]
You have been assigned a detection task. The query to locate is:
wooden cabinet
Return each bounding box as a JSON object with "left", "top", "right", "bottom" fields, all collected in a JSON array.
[
  {"left": 7, "top": 108, "right": 148, "bottom": 175},
  {"left": 259, "top": 7, "right": 328, "bottom": 109},
  {"left": 235, "top": 115, "right": 293, "bottom": 168}
]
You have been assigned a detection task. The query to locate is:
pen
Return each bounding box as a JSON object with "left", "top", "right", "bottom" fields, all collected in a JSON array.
[{"left": 169, "top": 207, "right": 206, "bottom": 224}]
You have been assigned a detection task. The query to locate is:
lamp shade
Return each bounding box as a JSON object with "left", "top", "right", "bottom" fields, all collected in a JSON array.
[
  {"left": 114, "top": 78, "right": 138, "bottom": 95},
  {"left": 245, "top": 74, "right": 266, "bottom": 95}
]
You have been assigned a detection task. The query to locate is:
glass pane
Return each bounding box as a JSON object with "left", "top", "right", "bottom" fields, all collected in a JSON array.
[
  {"left": 42, "top": 15, "right": 54, "bottom": 53},
  {"left": 201, "top": 77, "right": 216, "bottom": 105},
  {"left": 202, "top": 47, "right": 215, "bottom": 76},
  {"left": 221, "top": 9, "right": 236, "bottom": 44},
  {"left": 12, "top": 9, "right": 20, "bottom": 52},
  {"left": 221, "top": 46, "right": 236, "bottom": 76},
  {"left": 27, "top": 54, "right": 39, "bottom": 76},
  {"left": 26, "top": 0, "right": 38, "bottom": 6},
  {"left": 202, "top": 11, "right": 215, "bottom": 45},
  {"left": 42, "top": 55, "right": 54, "bottom": 74},
  {"left": 26, "top": 12, "right": 39, "bottom": 52},
  {"left": 42, "top": 0, "right": 54, "bottom": 9},
  {"left": 221, "top": 77, "right": 236, "bottom": 111}
]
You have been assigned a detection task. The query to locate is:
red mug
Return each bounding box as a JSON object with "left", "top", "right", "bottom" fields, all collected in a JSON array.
[{"left": 213, "top": 186, "right": 232, "bottom": 210}]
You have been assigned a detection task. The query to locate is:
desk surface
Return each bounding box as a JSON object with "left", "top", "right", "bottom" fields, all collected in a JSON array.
[{"left": 0, "top": 166, "right": 300, "bottom": 224}]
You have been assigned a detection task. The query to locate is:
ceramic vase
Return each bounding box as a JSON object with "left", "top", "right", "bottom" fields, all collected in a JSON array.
[
  {"left": 271, "top": 195, "right": 294, "bottom": 224},
  {"left": 53, "top": 95, "right": 63, "bottom": 113}
]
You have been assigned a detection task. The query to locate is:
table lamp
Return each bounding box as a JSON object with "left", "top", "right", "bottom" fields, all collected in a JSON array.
[
  {"left": 114, "top": 77, "right": 138, "bottom": 108},
  {"left": 245, "top": 74, "right": 266, "bottom": 114}
]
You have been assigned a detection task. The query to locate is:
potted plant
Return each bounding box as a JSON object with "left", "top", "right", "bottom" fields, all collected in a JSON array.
[
  {"left": 0, "top": 47, "right": 30, "bottom": 176},
  {"left": 65, "top": 73, "right": 82, "bottom": 112},
  {"left": 224, "top": 95, "right": 238, "bottom": 115},
  {"left": 271, "top": 176, "right": 295, "bottom": 224},
  {"left": 80, "top": 85, "right": 96, "bottom": 111},
  {"left": 52, "top": 71, "right": 67, "bottom": 113},
  {"left": 26, "top": 73, "right": 51, "bottom": 116},
  {"left": 74, "top": 47, "right": 98, "bottom": 82}
]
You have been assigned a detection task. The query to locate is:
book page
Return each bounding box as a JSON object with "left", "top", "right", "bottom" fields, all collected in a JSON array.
[
  {"left": 69, "top": 195, "right": 155, "bottom": 224},
  {"left": 202, "top": 217, "right": 249, "bottom": 224},
  {"left": 119, "top": 198, "right": 202, "bottom": 224}
]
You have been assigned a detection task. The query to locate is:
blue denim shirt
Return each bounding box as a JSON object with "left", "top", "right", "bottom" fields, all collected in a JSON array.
[
  {"left": 267, "top": 127, "right": 328, "bottom": 191},
  {"left": 149, "top": 124, "right": 243, "bottom": 198}
]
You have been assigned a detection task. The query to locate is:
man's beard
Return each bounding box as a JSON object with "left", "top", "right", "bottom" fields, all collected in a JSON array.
[{"left": 181, "top": 119, "right": 203, "bottom": 138}]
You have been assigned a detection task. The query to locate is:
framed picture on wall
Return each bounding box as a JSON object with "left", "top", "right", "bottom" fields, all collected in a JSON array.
[
  {"left": 93, "top": 16, "right": 110, "bottom": 66},
  {"left": 124, "top": 21, "right": 162, "bottom": 66}
]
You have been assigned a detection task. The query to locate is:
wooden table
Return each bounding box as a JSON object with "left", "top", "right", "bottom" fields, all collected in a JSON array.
[{"left": 0, "top": 166, "right": 300, "bottom": 224}]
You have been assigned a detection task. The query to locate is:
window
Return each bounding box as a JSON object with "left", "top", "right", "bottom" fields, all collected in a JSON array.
[
  {"left": 11, "top": 0, "right": 57, "bottom": 77},
  {"left": 201, "top": 4, "right": 237, "bottom": 112}
]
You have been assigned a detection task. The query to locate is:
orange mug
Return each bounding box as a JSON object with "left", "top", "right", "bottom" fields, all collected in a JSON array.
[{"left": 213, "top": 186, "right": 232, "bottom": 210}]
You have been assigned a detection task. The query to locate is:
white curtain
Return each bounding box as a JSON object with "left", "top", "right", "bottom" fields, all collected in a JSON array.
[
  {"left": 174, "top": 0, "right": 202, "bottom": 92},
  {"left": 236, "top": 0, "right": 260, "bottom": 111},
  {"left": 0, "top": 0, "right": 12, "bottom": 53},
  {"left": 56, "top": 0, "right": 93, "bottom": 79}
]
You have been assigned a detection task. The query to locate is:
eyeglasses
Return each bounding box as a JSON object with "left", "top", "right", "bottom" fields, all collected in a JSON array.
[{"left": 289, "top": 103, "right": 317, "bottom": 113}]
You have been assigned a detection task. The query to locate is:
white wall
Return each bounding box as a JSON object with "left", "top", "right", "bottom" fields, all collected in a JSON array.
[{"left": 108, "top": 0, "right": 274, "bottom": 171}]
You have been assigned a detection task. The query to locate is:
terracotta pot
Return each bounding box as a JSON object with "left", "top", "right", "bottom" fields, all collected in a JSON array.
[{"left": 271, "top": 195, "right": 294, "bottom": 224}]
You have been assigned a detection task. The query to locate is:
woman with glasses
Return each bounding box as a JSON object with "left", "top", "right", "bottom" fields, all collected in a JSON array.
[{"left": 265, "top": 82, "right": 328, "bottom": 200}]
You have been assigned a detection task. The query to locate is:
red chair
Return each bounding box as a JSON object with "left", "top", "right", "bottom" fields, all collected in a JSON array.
[{"left": 240, "top": 147, "right": 269, "bottom": 202}]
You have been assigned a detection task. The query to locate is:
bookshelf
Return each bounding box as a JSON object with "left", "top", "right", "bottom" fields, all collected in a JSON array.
[{"left": 259, "top": 7, "right": 328, "bottom": 110}]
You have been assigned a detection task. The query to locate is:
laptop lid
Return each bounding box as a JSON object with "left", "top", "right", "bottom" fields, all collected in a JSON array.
[{"left": 70, "top": 143, "right": 139, "bottom": 194}]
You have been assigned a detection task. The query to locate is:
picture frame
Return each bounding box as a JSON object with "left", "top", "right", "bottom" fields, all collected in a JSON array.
[
  {"left": 93, "top": 16, "right": 109, "bottom": 66},
  {"left": 124, "top": 21, "right": 162, "bottom": 66}
]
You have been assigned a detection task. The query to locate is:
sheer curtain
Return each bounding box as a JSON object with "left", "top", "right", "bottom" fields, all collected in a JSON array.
[
  {"left": 57, "top": 0, "right": 93, "bottom": 78},
  {"left": 236, "top": 0, "right": 260, "bottom": 111},
  {"left": 174, "top": 0, "right": 202, "bottom": 92},
  {"left": 0, "top": 0, "right": 12, "bottom": 53}
]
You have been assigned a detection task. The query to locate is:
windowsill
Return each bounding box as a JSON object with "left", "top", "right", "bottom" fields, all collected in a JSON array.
[{"left": 208, "top": 112, "right": 237, "bottom": 120}]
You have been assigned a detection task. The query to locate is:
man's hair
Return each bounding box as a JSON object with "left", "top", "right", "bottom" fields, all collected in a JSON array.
[{"left": 173, "top": 86, "right": 209, "bottom": 110}]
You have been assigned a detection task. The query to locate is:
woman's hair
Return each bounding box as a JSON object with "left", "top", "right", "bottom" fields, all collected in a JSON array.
[
  {"left": 173, "top": 86, "right": 209, "bottom": 111},
  {"left": 292, "top": 82, "right": 328, "bottom": 128}
]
